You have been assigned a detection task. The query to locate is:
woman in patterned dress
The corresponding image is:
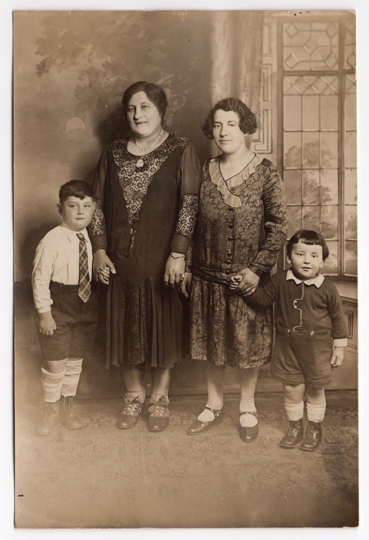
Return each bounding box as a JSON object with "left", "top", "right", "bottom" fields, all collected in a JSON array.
[
  {"left": 187, "top": 98, "right": 288, "bottom": 442},
  {"left": 89, "top": 81, "right": 201, "bottom": 432}
]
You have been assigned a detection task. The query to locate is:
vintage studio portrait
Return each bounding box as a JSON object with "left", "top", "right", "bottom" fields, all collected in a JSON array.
[{"left": 13, "top": 9, "right": 358, "bottom": 529}]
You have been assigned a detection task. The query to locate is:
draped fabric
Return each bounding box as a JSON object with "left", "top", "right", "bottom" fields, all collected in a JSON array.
[{"left": 210, "top": 11, "right": 264, "bottom": 119}]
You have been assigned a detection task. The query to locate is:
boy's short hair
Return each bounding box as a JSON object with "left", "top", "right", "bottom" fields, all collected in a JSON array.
[
  {"left": 59, "top": 180, "right": 96, "bottom": 204},
  {"left": 287, "top": 229, "right": 330, "bottom": 261}
]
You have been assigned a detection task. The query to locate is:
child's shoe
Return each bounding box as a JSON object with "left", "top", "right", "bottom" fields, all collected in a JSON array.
[
  {"left": 279, "top": 419, "right": 304, "bottom": 449},
  {"left": 35, "top": 401, "right": 60, "bottom": 436},
  {"left": 299, "top": 420, "right": 322, "bottom": 452},
  {"left": 59, "top": 396, "right": 87, "bottom": 430}
]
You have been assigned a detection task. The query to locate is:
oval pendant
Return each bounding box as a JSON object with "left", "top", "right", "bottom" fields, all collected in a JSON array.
[{"left": 135, "top": 158, "right": 144, "bottom": 169}]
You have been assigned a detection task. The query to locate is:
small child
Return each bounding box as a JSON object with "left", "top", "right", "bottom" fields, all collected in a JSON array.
[
  {"left": 32, "top": 180, "right": 98, "bottom": 436},
  {"left": 232, "top": 229, "right": 348, "bottom": 452}
]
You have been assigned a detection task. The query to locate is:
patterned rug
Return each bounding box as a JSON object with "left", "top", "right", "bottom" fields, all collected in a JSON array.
[{"left": 15, "top": 391, "right": 358, "bottom": 529}]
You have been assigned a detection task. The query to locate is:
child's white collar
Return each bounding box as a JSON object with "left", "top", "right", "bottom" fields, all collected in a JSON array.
[{"left": 286, "top": 269, "right": 325, "bottom": 288}]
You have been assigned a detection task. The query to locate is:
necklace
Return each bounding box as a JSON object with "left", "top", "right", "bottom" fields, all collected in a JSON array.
[{"left": 134, "top": 129, "right": 163, "bottom": 152}]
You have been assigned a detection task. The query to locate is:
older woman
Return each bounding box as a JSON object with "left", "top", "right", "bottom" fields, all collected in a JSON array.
[
  {"left": 89, "top": 81, "right": 201, "bottom": 432},
  {"left": 187, "top": 98, "right": 288, "bottom": 442}
]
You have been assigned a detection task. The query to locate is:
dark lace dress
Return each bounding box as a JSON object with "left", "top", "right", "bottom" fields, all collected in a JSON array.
[
  {"left": 189, "top": 154, "right": 288, "bottom": 368},
  {"left": 89, "top": 134, "right": 201, "bottom": 368}
]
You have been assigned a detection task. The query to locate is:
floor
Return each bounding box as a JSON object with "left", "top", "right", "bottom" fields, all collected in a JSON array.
[{"left": 15, "top": 391, "right": 358, "bottom": 529}]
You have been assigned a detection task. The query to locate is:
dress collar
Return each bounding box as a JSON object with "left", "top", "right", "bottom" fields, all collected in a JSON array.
[
  {"left": 286, "top": 268, "right": 325, "bottom": 288},
  {"left": 209, "top": 153, "right": 264, "bottom": 208}
]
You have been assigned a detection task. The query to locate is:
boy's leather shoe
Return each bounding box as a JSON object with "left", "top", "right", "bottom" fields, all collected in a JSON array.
[
  {"left": 117, "top": 397, "right": 143, "bottom": 430},
  {"left": 300, "top": 420, "right": 323, "bottom": 452},
  {"left": 36, "top": 401, "right": 60, "bottom": 436},
  {"left": 279, "top": 419, "right": 304, "bottom": 449},
  {"left": 60, "top": 396, "right": 87, "bottom": 430}
]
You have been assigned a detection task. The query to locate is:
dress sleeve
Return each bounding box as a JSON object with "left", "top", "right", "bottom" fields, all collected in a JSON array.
[
  {"left": 170, "top": 141, "right": 201, "bottom": 254},
  {"left": 248, "top": 163, "right": 288, "bottom": 277},
  {"left": 88, "top": 147, "right": 109, "bottom": 252}
]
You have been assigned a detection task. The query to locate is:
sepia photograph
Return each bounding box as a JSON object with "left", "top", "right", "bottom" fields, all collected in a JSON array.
[{"left": 9, "top": 2, "right": 365, "bottom": 535}]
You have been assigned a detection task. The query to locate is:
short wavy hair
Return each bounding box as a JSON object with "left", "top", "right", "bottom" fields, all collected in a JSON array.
[
  {"left": 287, "top": 229, "right": 329, "bottom": 261},
  {"left": 59, "top": 180, "right": 95, "bottom": 204},
  {"left": 122, "top": 81, "right": 168, "bottom": 117},
  {"left": 201, "top": 98, "right": 257, "bottom": 139}
]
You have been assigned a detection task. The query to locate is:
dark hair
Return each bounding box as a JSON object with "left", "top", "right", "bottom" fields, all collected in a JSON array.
[
  {"left": 59, "top": 180, "right": 96, "bottom": 205},
  {"left": 122, "top": 81, "right": 167, "bottom": 117},
  {"left": 201, "top": 97, "right": 257, "bottom": 139},
  {"left": 287, "top": 229, "right": 329, "bottom": 261}
]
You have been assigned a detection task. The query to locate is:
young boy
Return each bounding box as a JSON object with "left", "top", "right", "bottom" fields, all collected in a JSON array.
[
  {"left": 32, "top": 180, "right": 97, "bottom": 436},
  {"left": 232, "top": 230, "right": 348, "bottom": 452}
]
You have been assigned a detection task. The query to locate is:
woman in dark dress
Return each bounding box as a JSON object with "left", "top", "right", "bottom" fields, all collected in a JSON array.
[
  {"left": 187, "top": 98, "right": 288, "bottom": 442},
  {"left": 89, "top": 81, "right": 201, "bottom": 432}
]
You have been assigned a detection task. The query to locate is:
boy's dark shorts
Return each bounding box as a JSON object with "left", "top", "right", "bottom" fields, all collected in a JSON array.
[
  {"left": 36, "top": 282, "right": 99, "bottom": 361},
  {"left": 270, "top": 326, "right": 335, "bottom": 388}
]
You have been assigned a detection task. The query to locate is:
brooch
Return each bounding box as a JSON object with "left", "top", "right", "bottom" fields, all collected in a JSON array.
[{"left": 135, "top": 158, "right": 144, "bottom": 169}]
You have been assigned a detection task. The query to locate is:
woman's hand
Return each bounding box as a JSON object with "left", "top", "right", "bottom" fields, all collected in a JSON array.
[
  {"left": 93, "top": 249, "right": 116, "bottom": 284},
  {"left": 179, "top": 272, "right": 192, "bottom": 298},
  {"left": 234, "top": 268, "right": 260, "bottom": 296},
  {"left": 38, "top": 311, "right": 57, "bottom": 336},
  {"left": 164, "top": 255, "right": 185, "bottom": 288}
]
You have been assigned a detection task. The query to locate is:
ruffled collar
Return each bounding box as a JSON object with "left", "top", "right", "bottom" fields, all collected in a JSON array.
[
  {"left": 286, "top": 268, "right": 325, "bottom": 288},
  {"left": 209, "top": 153, "right": 264, "bottom": 208}
]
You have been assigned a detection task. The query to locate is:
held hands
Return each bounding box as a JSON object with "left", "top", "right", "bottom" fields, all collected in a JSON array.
[
  {"left": 93, "top": 249, "right": 116, "bottom": 284},
  {"left": 330, "top": 347, "right": 345, "bottom": 368},
  {"left": 229, "top": 268, "right": 260, "bottom": 296},
  {"left": 164, "top": 253, "right": 185, "bottom": 288},
  {"left": 38, "top": 311, "right": 57, "bottom": 336}
]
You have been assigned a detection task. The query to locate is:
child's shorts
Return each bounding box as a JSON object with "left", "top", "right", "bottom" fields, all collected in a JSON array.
[
  {"left": 36, "top": 281, "right": 99, "bottom": 361},
  {"left": 270, "top": 326, "right": 335, "bottom": 388}
]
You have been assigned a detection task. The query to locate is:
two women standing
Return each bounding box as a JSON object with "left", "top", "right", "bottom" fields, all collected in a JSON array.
[{"left": 89, "top": 83, "right": 287, "bottom": 441}]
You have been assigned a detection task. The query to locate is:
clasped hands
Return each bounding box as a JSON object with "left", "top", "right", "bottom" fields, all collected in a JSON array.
[{"left": 229, "top": 268, "right": 260, "bottom": 296}]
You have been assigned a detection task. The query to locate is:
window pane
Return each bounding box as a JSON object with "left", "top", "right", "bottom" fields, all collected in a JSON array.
[
  {"left": 284, "top": 96, "right": 301, "bottom": 130},
  {"left": 320, "top": 169, "right": 338, "bottom": 204},
  {"left": 287, "top": 206, "right": 302, "bottom": 236},
  {"left": 302, "top": 170, "right": 319, "bottom": 204},
  {"left": 321, "top": 206, "right": 338, "bottom": 239},
  {"left": 345, "top": 93, "right": 356, "bottom": 131},
  {"left": 345, "top": 206, "right": 357, "bottom": 239},
  {"left": 285, "top": 170, "right": 302, "bottom": 204},
  {"left": 345, "top": 168, "right": 357, "bottom": 205},
  {"left": 302, "top": 132, "right": 320, "bottom": 168},
  {"left": 302, "top": 206, "right": 320, "bottom": 231},
  {"left": 323, "top": 241, "right": 338, "bottom": 275},
  {"left": 284, "top": 132, "right": 302, "bottom": 167},
  {"left": 345, "top": 241, "right": 357, "bottom": 275},
  {"left": 321, "top": 95, "right": 338, "bottom": 131},
  {"left": 302, "top": 95, "right": 319, "bottom": 130},
  {"left": 345, "top": 131, "right": 357, "bottom": 169},
  {"left": 320, "top": 132, "right": 338, "bottom": 168}
]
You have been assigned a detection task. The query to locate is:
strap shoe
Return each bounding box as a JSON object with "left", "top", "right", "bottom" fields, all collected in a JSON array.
[{"left": 187, "top": 406, "right": 223, "bottom": 435}]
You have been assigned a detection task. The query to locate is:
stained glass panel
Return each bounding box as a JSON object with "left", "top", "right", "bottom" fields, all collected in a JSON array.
[
  {"left": 321, "top": 95, "right": 338, "bottom": 131},
  {"left": 287, "top": 206, "right": 302, "bottom": 236},
  {"left": 321, "top": 169, "right": 338, "bottom": 205},
  {"left": 320, "top": 132, "right": 338, "bottom": 168},
  {"left": 302, "top": 206, "right": 320, "bottom": 231},
  {"left": 345, "top": 131, "right": 357, "bottom": 169},
  {"left": 324, "top": 241, "right": 338, "bottom": 274},
  {"left": 284, "top": 132, "right": 302, "bottom": 167},
  {"left": 321, "top": 206, "right": 338, "bottom": 239},
  {"left": 344, "top": 168, "right": 357, "bottom": 205},
  {"left": 302, "top": 170, "right": 319, "bottom": 204},
  {"left": 302, "top": 95, "right": 319, "bottom": 131},
  {"left": 284, "top": 170, "right": 302, "bottom": 204},
  {"left": 344, "top": 241, "right": 357, "bottom": 275},
  {"left": 344, "top": 206, "right": 357, "bottom": 239},
  {"left": 345, "top": 93, "right": 356, "bottom": 131},
  {"left": 284, "top": 96, "right": 301, "bottom": 130},
  {"left": 302, "top": 132, "right": 320, "bottom": 168},
  {"left": 345, "top": 19, "right": 356, "bottom": 70}
]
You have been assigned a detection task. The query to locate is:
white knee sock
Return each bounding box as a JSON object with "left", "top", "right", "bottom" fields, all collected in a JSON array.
[
  {"left": 61, "top": 358, "right": 83, "bottom": 398},
  {"left": 41, "top": 366, "right": 65, "bottom": 403},
  {"left": 307, "top": 402, "right": 326, "bottom": 423},
  {"left": 284, "top": 401, "right": 304, "bottom": 421}
]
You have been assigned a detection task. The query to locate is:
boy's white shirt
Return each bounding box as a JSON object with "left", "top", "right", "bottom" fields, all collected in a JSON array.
[{"left": 32, "top": 224, "right": 93, "bottom": 313}]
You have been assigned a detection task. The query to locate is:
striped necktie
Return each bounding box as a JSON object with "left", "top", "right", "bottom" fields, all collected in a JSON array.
[{"left": 76, "top": 233, "right": 91, "bottom": 302}]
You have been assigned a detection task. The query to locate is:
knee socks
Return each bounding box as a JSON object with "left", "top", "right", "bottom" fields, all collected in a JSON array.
[
  {"left": 284, "top": 401, "right": 304, "bottom": 422},
  {"left": 307, "top": 402, "right": 326, "bottom": 423},
  {"left": 61, "top": 358, "right": 83, "bottom": 398},
  {"left": 41, "top": 366, "right": 65, "bottom": 403}
]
